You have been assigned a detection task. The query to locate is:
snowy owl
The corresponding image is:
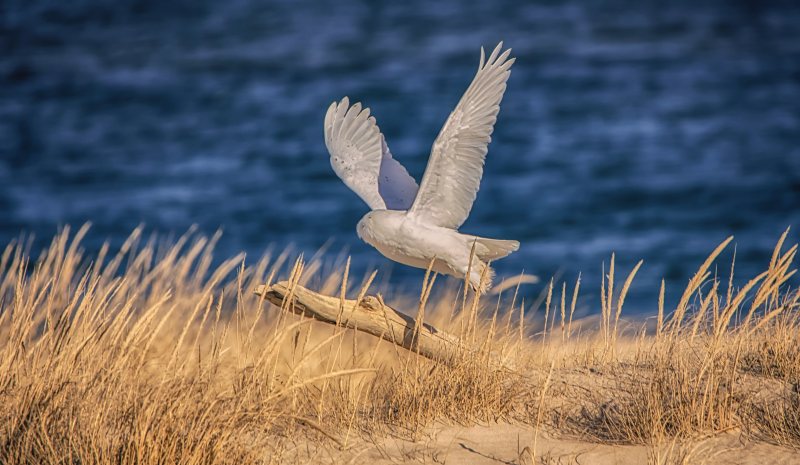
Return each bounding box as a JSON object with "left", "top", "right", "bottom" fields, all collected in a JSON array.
[{"left": 323, "top": 42, "right": 519, "bottom": 292}]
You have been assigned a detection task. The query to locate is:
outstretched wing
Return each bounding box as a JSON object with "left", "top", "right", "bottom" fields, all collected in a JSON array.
[
  {"left": 408, "top": 42, "right": 514, "bottom": 229},
  {"left": 324, "top": 97, "right": 418, "bottom": 211},
  {"left": 324, "top": 97, "right": 385, "bottom": 210}
]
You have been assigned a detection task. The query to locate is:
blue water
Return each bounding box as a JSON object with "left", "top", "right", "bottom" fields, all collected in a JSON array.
[{"left": 1, "top": 0, "right": 799, "bottom": 313}]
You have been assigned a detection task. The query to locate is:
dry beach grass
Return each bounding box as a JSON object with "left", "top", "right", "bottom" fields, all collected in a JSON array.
[{"left": 1, "top": 225, "right": 799, "bottom": 464}]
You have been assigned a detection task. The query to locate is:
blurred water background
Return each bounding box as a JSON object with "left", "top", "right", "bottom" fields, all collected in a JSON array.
[{"left": 1, "top": 0, "right": 799, "bottom": 314}]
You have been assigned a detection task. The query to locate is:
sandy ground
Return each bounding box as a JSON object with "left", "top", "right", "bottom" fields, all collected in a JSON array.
[{"left": 283, "top": 423, "right": 800, "bottom": 465}]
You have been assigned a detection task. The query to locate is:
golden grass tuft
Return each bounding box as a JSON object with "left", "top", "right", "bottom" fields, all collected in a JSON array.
[{"left": 1, "top": 224, "right": 799, "bottom": 464}]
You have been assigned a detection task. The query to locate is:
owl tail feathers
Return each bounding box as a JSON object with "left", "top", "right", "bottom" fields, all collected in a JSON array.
[
  {"left": 463, "top": 235, "right": 519, "bottom": 293},
  {"left": 470, "top": 237, "right": 520, "bottom": 261}
]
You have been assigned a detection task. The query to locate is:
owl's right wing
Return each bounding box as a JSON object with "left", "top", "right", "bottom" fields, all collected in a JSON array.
[{"left": 324, "top": 97, "right": 418, "bottom": 211}]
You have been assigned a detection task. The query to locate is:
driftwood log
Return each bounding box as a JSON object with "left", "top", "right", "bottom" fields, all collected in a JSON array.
[{"left": 254, "top": 281, "right": 464, "bottom": 362}]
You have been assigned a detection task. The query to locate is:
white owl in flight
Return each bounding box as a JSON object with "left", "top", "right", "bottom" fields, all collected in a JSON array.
[{"left": 324, "top": 42, "right": 519, "bottom": 292}]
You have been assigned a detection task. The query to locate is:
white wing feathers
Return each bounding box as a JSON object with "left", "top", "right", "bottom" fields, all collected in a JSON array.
[
  {"left": 324, "top": 97, "right": 418, "bottom": 211},
  {"left": 325, "top": 42, "right": 513, "bottom": 221},
  {"left": 324, "top": 98, "right": 385, "bottom": 210},
  {"left": 409, "top": 42, "right": 514, "bottom": 229}
]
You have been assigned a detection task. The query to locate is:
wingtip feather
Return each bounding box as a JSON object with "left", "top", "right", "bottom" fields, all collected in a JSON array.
[
  {"left": 324, "top": 100, "right": 338, "bottom": 135},
  {"left": 497, "top": 48, "right": 512, "bottom": 64},
  {"left": 488, "top": 42, "right": 503, "bottom": 64}
]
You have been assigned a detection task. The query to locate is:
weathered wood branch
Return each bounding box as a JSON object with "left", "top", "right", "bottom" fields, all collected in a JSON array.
[{"left": 254, "top": 281, "right": 464, "bottom": 362}]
